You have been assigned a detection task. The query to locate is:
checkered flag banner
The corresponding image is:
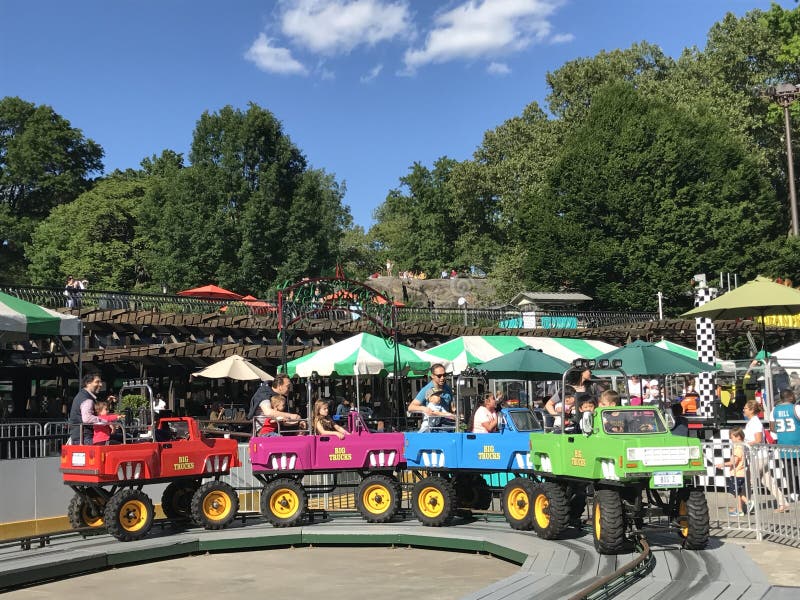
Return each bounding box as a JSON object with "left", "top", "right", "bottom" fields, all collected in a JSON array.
[{"left": 695, "top": 286, "right": 718, "bottom": 418}]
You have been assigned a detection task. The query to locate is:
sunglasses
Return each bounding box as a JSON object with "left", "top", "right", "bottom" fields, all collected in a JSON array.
[{"left": 432, "top": 372, "right": 447, "bottom": 378}]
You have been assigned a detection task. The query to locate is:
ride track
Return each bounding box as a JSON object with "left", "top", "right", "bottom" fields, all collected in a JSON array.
[{"left": 0, "top": 514, "right": 781, "bottom": 600}]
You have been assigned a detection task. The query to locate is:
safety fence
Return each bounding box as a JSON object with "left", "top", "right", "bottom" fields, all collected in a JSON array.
[
  {"left": 0, "top": 285, "right": 656, "bottom": 326},
  {"left": 696, "top": 441, "right": 800, "bottom": 543},
  {"left": 0, "top": 422, "right": 69, "bottom": 460}
]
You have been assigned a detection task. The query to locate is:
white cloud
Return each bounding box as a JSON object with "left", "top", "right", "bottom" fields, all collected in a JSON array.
[
  {"left": 550, "top": 32, "right": 574, "bottom": 44},
  {"left": 487, "top": 61, "right": 511, "bottom": 75},
  {"left": 281, "top": 0, "right": 413, "bottom": 55},
  {"left": 244, "top": 33, "right": 308, "bottom": 75},
  {"left": 404, "top": 0, "right": 562, "bottom": 71},
  {"left": 360, "top": 63, "right": 383, "bottom": 82}
]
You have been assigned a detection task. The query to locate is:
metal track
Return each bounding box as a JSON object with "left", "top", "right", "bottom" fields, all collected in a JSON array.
[{"left": 567, "top": 534, "right": 654, "bottom": 600}]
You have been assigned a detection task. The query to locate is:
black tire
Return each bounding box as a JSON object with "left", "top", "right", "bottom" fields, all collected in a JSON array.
[
  {"left": 454, "top": 474, "right": 492, "bottom": 510},
  {"left": 161, "top": 480, "right": 200, "bottom": 521},
  {"left": 67, "top": 493, "right": 105, "bottom": 529},
  {"left": 502, "top": 478, "right": 536, "bottom": 530},
  {"left": 260, "top": 478, "right": 307, "bottom": 527},
  {"left": 676, "top": 488, "right": 710, "bottom": 549},
  {"left": 104, "top": 488, "right": 154, "bottom": 542},
  {"left": 411, "top": 477, "right": 456, "bottom": 526},
  {"left": 191, "top": 481, "right": 239, "bottom": 530},
  {"left": 356, "top": 474, "right": 400, "bottom": 523},
  {"left": 530, "top": 482, "right": 570, "bottom": 540},
  {"left": 593, "top": 489, "right": 628, "bottom": 554}
]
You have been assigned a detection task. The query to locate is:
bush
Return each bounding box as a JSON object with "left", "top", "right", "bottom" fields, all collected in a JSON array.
[{"left": 117, "top": 394, "right": 148, "bottom": 413}]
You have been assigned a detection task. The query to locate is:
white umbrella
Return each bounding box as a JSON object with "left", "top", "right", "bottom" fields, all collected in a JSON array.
[{"left": 192, "top": 355, "right": 274, "bottom": 381}]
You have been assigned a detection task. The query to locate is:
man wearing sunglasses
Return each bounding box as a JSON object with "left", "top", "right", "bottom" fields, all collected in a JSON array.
[{"left": 408, "top": 364, "right": 453, "bottom": 417}]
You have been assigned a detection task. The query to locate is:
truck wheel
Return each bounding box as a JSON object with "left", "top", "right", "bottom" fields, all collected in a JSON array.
[
  {"left": 191, "top": 481, "right": 238, "bottom": 530},
  {"left": 593, "top": 489, "right": 628, "bottom": 554},
  {"left": 454, "top": 474, "right": 492, "bottom": 510},
  {"left": 161, "top": 480, "right": 200, "bottom": 521},
  {"left": 676, "top": 489, "right": 710, "bottom": 549},
  {"left": 261, "top": 478, "right": 307, "bottom": 527},
  {"left": 531, "top": 482, "right": 570, "bottom": 540},
  {"left": 357, "top": 474, "right": 400, "bottom": 523},
  {"left": 412, "top": 477, "right": 455, "bottom": 527},
  {"left": 502, "top": 478, "right": 536, "bottom": 530},
  {"left": 68, "top": 493, "right": 104, "bottom": 529},
  {"left": 104, "top": 489, "right": 154, "bottom": 542}
]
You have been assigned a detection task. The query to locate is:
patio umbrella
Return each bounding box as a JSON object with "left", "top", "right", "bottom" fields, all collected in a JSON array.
[
  {"left": 518, "top": 337, "right": 618, "bottom": 363},
  {"left": 593, "top": 340, "right": 718, "bottom": 375},
  {"left": 177, "top": 284, "right": 243, "bottom": 300},
  {"left": 681, "top": 276, "right": 800, "bottom": 351},
  {"left": 426, "top": 336, "right": 529, "bottom": 375},
  {"left": 477, "top": 347, "right": 570, "bottom": 380},
  {"left": 241, "top": 295, "right": 275, "bottom": 314},
  {"left": 0, "top": 292, "right": 81, "bottom": 340},
  {"left": 192, "top": 355, "right": 274, "bottom": 381},
  {"left": 282, "top": 332, "right": 446, "bottom": 378}
]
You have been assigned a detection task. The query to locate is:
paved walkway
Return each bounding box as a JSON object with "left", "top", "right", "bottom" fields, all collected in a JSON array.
[{"left": 1, "top": 516, "right": 799, "bottom": 599}]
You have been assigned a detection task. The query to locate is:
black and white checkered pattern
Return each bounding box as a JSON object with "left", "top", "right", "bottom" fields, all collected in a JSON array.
[
  {"left": 694, "top": 287, "right": 718, "bottom": 419},
  {"left": 694, "top": 428, "right": 800, "bottom": 499}
]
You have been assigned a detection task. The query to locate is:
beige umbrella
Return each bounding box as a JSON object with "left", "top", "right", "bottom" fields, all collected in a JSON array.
[{"left": 192, "top": 355, "right": 274, "bottom": 381}]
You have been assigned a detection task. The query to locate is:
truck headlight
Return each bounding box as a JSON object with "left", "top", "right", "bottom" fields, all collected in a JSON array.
[
  {"left": 626, "top": 448, "right": 641, "bottom": 461},
  {"left": 689, "top": 446, "right": 701, "bottom": 459}
]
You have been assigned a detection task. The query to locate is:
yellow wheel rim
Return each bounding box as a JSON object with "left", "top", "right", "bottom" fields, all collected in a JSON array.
[
  {"left": 418, "top": 486, "right": 445, "bottom": 518},
  {"left": 82, "top": 503, "right": 104, "bottom": 528},
  {"left": 534, "top": 493, "right": 550, "bottom": 529},
  {"left": 203, "top": 490, "right": 232, "bottom": 521},
  {"left": 506, "top": 486, "right": 530, "bottom": 521},
  {"left": 119, "top": 499, "right": 148, "bottom": 532},
  {"left": 363, "top": 484, "right": 391, "bottom": 515},
  {"left": 270, "top": 488, "right": 300, "bottom": 519},
  {"left": 594, "top": 503, "right": 601, "bottom": 539},
  {"left": 677, "top": 499, "right": 689, "bottom": 537}
]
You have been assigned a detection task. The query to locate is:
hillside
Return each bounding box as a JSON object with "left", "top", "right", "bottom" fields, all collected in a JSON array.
[{"left": 365, "top": 275, "right": 498, "bottom": 309}]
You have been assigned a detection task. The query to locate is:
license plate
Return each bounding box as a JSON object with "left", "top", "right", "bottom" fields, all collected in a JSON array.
[
  {"left": 653, "top": 471, "right": 682, "bottom": 487},
  {"left": 71, "top": 452, "right": 86, "bottom": 466}
]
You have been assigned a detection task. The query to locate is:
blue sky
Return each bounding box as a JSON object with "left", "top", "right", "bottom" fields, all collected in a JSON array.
[{"left": 1, "top": 1, "right": 794, "bottom": 229}]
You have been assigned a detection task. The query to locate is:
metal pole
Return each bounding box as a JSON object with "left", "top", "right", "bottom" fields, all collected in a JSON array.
[
  {"left": 783, "top": 103, "right": 799, "bottom": 236},
  {"left": 656, "top": 291, "right": 663, "bottom": 320}
]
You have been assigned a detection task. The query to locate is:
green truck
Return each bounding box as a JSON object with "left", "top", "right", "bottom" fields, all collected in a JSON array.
[{"left": 503, "top": 405, "right": 709, "bottom": 554}]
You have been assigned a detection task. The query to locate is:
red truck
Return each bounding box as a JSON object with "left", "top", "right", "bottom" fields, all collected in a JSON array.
[{"left": 61, "top": 383, "right": 240, "bottom": 541}]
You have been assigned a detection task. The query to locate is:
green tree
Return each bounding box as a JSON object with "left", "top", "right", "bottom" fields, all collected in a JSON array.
[
  {"left": 0, "top": 97, "right": 103, "bottom": 282},
  {"left": 26, "top": 173, "right": 149, "bottom": 289}
]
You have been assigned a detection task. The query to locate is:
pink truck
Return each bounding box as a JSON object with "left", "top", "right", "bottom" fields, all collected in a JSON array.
[{"left": 249, "top": 411, "right": 405, "bottom": 526}]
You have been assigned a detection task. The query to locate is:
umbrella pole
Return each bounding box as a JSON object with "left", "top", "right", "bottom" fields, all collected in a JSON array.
[{"left": 356, "top": 375, "right": 361, "bottom": 413}]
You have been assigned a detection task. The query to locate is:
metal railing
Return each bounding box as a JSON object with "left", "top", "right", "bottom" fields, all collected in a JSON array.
[
  {"left": 0, "top": 285, "right": 657, "bottom": 327},
  {"left": 696, "top": 441, "right": 800, "bottom": 543},
  {"left": 0, "top": 421, "right": 69, "bottom": 459}
]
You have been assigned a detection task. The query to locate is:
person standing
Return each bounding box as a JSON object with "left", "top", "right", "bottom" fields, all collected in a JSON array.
[
  {"left": 68, "top": 373, "right": 115, "bottom": 445},
  {"left": 769, "top": 389, "right": 800, "bottom": 444},
  {"left": 64, "top": 276, "right": 76, "bottom": 308},
  {"left": 408, "top": 364, "right": 453, "bottom": 416},
  {"left": 743, "top": 399, "right": 789, "bottom": 513}
]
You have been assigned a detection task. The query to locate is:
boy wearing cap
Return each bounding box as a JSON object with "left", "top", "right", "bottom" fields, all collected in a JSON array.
[{"left": 418, "top": 388, "right": 455, "bottom": 432}]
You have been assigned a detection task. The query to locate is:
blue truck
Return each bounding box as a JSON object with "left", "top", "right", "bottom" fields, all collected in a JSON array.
[{"left": 403, "top": 407, "right": 544, "bottom": 526}]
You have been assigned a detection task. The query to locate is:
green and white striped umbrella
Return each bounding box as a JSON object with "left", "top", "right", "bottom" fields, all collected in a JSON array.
[
  {"left": 0, "top": 292, "right": 81, "bottom": 339},
  {"left": 426, "top": 335, "right": 618, "bottom": 375},
  {"left": 425, "top": 336, "right": 529, "bottom": 375},
  {"left": 282, "top": 332, "right": 448, "bottom": 377},
  {"left": 655, "top": 339, "right": 722, "bottom": 367},
  {"left": 518, "top": 337, "right": 618, "bottom": 364}
]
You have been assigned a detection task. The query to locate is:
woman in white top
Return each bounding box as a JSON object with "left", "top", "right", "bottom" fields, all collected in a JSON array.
[
  {"left": 743, "top": 399, "right": 789, "bottom": 513},
  {"left": 471, "top": 393, "right": 498, "bottom": 433}
]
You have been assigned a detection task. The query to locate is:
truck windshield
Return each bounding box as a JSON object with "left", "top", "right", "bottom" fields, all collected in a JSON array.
[
  {"left": 507, "top": 410, "right": 542, "bottom": 432},
  {"left": 601, "top": 410, "right": 666, "bottom": 434}
]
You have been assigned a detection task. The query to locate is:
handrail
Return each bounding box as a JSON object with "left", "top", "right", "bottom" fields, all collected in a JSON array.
[
  {"left": 567, "top": 535, "right": 654, "bottom": 600},
  {"left": 0, "top": 285, "right": 657, "bottom": 327}
]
